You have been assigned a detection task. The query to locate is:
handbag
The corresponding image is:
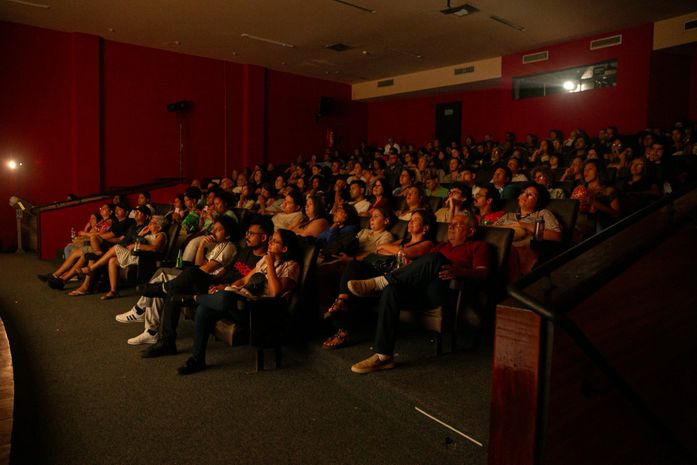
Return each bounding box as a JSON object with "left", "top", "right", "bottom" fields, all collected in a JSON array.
[
  {"left": 243, "top": 272, "right": 268, "bottom": 296},
  {"left": 362, "top": 253, "right": 397, "bottom": 274}
]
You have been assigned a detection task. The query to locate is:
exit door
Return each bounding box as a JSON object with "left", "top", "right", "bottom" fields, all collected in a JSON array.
[{"left": 435, "top": 102, "right": 462, "bottom": 148}]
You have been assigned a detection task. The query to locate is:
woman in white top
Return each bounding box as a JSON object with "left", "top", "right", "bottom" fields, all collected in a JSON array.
[{"left": 78, "top": 215, "right": 168, "bottom": 300}]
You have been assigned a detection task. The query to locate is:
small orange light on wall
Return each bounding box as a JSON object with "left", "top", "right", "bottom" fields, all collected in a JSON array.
[{"left": 6, "top": 160, "right": 23, "bottom": 170}]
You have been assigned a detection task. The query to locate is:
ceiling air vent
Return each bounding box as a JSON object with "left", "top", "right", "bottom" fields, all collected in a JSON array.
[
  {"left": 377, "top": 79, "right": 394, "bottom": 88},
  {"left": 522, "top": 51, "right": 548, "bottom": 64},
  {"left": 454, "top": 66, "right": 475, "bottom": 75},
  {"left": 590, "top": 34, "right": 622, "bottom": 50},
  {"left": 326, "top": 43, "right": 352, "bottom": 52},
  {"left": 685, "top": 19, "right": 697, "bottom": 31}
]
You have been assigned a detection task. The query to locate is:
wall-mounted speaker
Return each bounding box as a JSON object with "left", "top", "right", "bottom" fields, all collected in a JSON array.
[{"left": 167, "top": 100, "right": 192, "bottom": 112}]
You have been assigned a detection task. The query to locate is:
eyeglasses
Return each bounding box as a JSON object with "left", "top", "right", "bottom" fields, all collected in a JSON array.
[
  {"left": 447, "top": 222, "right": 467, "bottom": 230},
  {"left": 448, "top": 190, "right": 463, "bottom": 196}
]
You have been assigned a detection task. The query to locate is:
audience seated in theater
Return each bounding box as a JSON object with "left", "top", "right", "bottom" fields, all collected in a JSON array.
[
  {"left": 459, "top": 166, "right": 478, "bottom": 193},
  {"left": 129, "top": 191, "right": 154, "bottom": 219},
  {"left": 322, "top": 208, "right": 433, "bottom": 350},
  {"left": 494, "top": 182, "right": 561, "bottom": 278},
  {"left": 272, "top": 189, "right": 305, "bottom": 231},
  {"left": 346, "top": 212, "right": 490, "bottom": 373},
  {"left": 348, "top": 180, "right": 371, "bottom": 216},
  {"left": 384, "top": 150, "right": 403, "bottom": 193},
  {"left": 571, "top": 159, "right": 621, "bottom": 239},
  {"left": 507, "top": 157, "right": 529, "bottom": 183},
  {"left": 289, "top": 194, "right": 330, "bottom": 238},
  {"left": 435, "top": 182, "right": 471, "bottom": 223},
  {"left": 142, "top": 228, "right": 300, "bottom": 375},
  {"left": 560, "top": 155, "right": 585, "bottom": 186},
  {"left": 619, "top": 156, "right": 661, "bottom": 196},
  {"left": 117, "top": 216, "right": 241, "bottom": 345},
  {"left": 531, "top": 166, "right": 565, "bottom": 199},
  {"left": 317, "top": 203, "right": 360, "bottom": 261},
  {"left": 74, "top": 211, "right": 167, "bottom": 300},
  {"left": 490, "top": 165, "right": 518, "bottom": 200},
  {"left": 473, "top": 183, "right": 504, "bottom": 226},
  {"left": 41, "top": 204, "right": 117, "bottom": 289},
  {"left": 367, "top": 177, "right": 391, "bottom": 212},
  {"left": 442, "top": 158, "right": 462, "bottom": 184},
  {"left": 397, "top": 185, "right": 427, "bottom": 221},
  {"left": 182, "top": 190, "right": 238, "bottom": 263},
  {"left": 164, "top": 194, "right": 185, "bottom": 224},
  {"left": 424, "top": 171, "right": 449, "bottom": 198},
  {"left": 176, "top": 187, "right": 202, "bottom": 234}
]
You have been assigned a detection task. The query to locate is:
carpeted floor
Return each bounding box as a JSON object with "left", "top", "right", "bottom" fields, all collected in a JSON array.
[{"left": 1, "top": 253, "right": 492, "bottom": 465}]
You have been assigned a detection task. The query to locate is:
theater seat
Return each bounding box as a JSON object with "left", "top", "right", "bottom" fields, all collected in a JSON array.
[
  {"left": 213, "top": 243, "right": 319, "bottom": 370},
  {"left": 399, "top": 226, "right": 513, "bottom": 355}
]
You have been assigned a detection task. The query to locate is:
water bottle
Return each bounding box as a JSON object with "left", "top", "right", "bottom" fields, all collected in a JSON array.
[
  {"left": 533, "top": 217, "right": 545, "bottom": 241},
  {"left": 134, "top": 240, "right": 140, "bottom": 253},
  {"left": 396, "top": 245, "right": 406, "bottom": 269},
  {"left": 70, "top": 227, "right": 76, "bottom": 240},
  {"left": 176, "top": 249, "right": 183, "bottom": 269}
]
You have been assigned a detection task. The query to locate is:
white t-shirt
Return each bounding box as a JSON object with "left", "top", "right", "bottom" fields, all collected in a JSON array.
[
  {"left": 205, "top": 241, "right": 237, "bottom": 276},
  {"left": 351, "top": 198, "right": 372, "bottom": 215}
]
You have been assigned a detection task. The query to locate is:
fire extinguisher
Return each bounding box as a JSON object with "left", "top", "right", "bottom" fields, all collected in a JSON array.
[{"left": 326, "top": 128, "right": 334, "bottom": 148}]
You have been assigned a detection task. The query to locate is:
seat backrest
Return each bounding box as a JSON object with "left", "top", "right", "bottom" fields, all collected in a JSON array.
[
  {"left": 359, "top": 215, "right": 371, "bottom": 231},
  {"left": 287, "top": 244, "right": 319, "bottom": 316},
  {"left": 544, "top": 198, "right": 579, "bottom": 246},
  {"left": 478, "top": 226, "right": 514, "bottom": 276},
  {"left": 434, "top": 222, "right": 449, "bottom": 243},
  {"left": 390, "top": 219, "right": 409, "bottom": 240},
  {"left": 428, "top": 196, "right": 443, "bottom": 211}
]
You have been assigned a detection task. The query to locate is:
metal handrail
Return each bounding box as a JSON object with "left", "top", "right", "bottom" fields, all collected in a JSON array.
[
  {"left": 506, "top": 181, "right": 697, "bottom": 463},
  {"left": 30, "top": 177, "right": 185, "bottom": 214}
]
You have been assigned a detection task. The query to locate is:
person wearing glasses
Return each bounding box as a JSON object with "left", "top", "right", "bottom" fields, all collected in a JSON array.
[
  {"left": 116, "top": 216, "right": 247, "bottom": 345},
  {"left": 494, "top": 182, "right": 562, "bottom": 278},
  {"left": 346, "top": 212, "right": 491, "bottom": 374},
  {"left": 143, "top": 228, "right": 300, "bottom": 375},
  {"left": 435, "top": 182, "right": 471, "bottom": 223}
]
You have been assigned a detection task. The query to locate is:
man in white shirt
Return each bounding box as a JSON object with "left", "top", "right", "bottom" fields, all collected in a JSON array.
[{"left": 349, "top": 180, "right": 371, "bottom": 215}]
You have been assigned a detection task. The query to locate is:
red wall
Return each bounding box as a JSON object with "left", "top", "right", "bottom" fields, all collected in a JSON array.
[
  {"left": 502, "top": 24, "right": 654, "bottom": 138},
  {"left": 266, "top": 70, "right": 367, "bottom": 163},
  {"left": 690, "top": 53, "right": 697, "bottom": 122},
  {"left": 0, "top": 21, "right": 364, "bottom": 252},
  {"left": 367, "top": 24, "right": 656, "bottom": 147},
  {"left": 367, "top": 87, "right": 503, "bottom": 148}
]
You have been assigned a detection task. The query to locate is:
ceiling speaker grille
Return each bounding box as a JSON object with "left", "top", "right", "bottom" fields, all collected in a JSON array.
[
  {"left": 454, "top": 66, "right": 475, "bottom": 75},
  {"left": 522, "top": 51, "right": 548, "bottom": 64},
  {"left": 590, "top": 34, "right": 622, "bottom": 50}
]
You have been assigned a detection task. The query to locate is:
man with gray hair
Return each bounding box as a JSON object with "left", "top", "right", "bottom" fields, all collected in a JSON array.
[{"left": 347, "top": 212, "right": 491, "bottom": 373}]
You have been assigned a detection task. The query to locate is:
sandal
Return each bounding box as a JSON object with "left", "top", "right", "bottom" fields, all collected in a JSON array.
[
  {"left": 322, "top": 329, "right": 350, "bottom": 350},
  {"left": 322, "top": 297, "right": 348, "bottom": 319},
  {"left": 68, "top": 289, "right": 91, "bottom": 296},
  {"left": 100, "top": 291, "right": 120, "bottom": 300}
]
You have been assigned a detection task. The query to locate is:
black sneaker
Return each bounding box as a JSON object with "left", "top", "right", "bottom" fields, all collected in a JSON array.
[
  {"left": 177, "top": 357, "right": 206, "bottom": 375},
  {"left": 140, "top": 341, "right": 177, "bottom": 358},
  {"left": 136, "top": 283, "right": 166, "bottom": 298},
  {"left": 47, "top": 277, "right": 65, "bottom": 290}
]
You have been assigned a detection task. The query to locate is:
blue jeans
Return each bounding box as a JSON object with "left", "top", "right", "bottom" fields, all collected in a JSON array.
[{"left": 191, "top": 291, "right": 246, "bottom": 364}]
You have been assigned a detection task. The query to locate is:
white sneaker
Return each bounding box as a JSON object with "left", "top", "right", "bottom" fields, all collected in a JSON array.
[
  {"left": 116, "top": 308, "right": 145, "bottom": 323},
  {"left": 127, "top": 330, "right": 158, "bottom": 345}
]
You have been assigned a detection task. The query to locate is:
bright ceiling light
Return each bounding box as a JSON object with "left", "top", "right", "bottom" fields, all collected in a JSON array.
[
  {"left": 7, "top": 160, "right": 18, "bottom": 170},
  {"left": 563, "top": 80, "right": 577, "bottom": 91}
]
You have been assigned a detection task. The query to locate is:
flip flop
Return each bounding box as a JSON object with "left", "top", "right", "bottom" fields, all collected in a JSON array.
[{"left": 322, "top": 329, "right": 350, "bottom": 350}]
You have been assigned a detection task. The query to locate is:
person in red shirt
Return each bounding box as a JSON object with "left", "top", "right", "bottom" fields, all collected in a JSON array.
[
  {"left": 347, "top": 212, "right": 491, "bottom": 374},
  {"left": 473, "top": 183, "right": 504, "bottom": 226}
]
